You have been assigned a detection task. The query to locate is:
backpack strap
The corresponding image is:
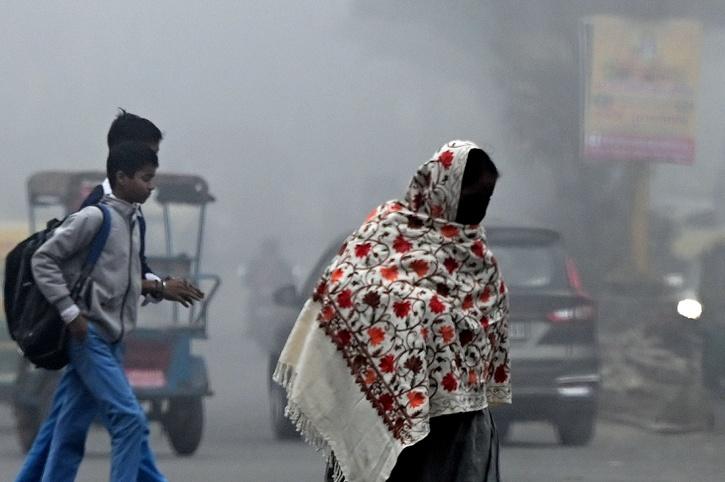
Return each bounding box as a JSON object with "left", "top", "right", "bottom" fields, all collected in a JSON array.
[
  {"left": 79, "top": 184, "right": 105, "bottom": 210},
  {"left": 138, "top": 213, "right": 146, "bottom": 265},
  {"left": 82, "top": 204, "right": 112, "bottom": 271}
]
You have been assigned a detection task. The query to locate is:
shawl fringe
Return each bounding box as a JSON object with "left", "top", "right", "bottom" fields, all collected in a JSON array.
[{"left": 273, "top": 362, "right": 347, "bottom": 482}]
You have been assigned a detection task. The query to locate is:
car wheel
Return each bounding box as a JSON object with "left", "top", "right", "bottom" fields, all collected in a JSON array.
[
  {"left": 14, "top": 405, "right": 42, "bottom": 453},
  {"left": 268, "top": 354, "right": 297, "bottom": 439},
  {"left": 269, "top": 382, "right": 298, "bottom": 439},
  {"left": 165, "top": 396, "right": 204, "bottom": 456},
  {"left": 556, "top": 413, "right": 596, "bottom": 446},
  {"left": 13, "top": 371, "right": 57, "bottom": 453},
  {"left": 494, "top": 417, "right": 511, "bottom": 443}
]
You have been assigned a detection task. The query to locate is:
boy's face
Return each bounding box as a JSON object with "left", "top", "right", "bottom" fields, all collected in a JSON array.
[{"left": 115, "top": 165, "right": 157, "bottom": 204}]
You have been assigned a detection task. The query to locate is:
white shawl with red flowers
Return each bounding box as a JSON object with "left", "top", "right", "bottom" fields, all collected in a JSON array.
[{"left": 274, "top": 140, "right": 511, "bottom": 482}]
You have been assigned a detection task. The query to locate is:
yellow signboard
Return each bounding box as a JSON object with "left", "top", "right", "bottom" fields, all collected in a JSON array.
[{"left": 582, "top": 16, "right": 701, "bottom": 164}]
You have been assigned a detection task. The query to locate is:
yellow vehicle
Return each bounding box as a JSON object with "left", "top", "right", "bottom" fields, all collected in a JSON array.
[{"left": 0, "top": 223, "right": 28, "bottom": 403}]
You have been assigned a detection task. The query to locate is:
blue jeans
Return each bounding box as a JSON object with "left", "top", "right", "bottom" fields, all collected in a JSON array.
[{"left": 15, "top": 325, "right": 167, "bottom": 482}]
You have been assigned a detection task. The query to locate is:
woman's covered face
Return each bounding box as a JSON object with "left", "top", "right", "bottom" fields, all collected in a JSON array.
[
  {"left": 455, "top": 149, "right": 498, "bottom": 225},
  {"left": 404, "top": 141, "right": 497, "bottom": 223}
]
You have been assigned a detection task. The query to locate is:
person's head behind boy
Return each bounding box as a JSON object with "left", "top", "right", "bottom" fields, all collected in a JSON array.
[
  {"left": 107, "top": 109, "right": 163, "bottom": 153},
  {"left": 107, "top": 141, "right": 158, "bottom": 205}
]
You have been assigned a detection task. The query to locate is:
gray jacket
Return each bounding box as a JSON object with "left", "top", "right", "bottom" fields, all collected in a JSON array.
[{"left": 31, "top": 195, "right": 142, "bottom": 342}]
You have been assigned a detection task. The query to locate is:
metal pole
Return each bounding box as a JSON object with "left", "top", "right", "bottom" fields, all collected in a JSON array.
[
  {"left": 163, "top": 203, "right": 179, "bottom": 323},
  {"left": 631, "top": 164, "right": 650, "bottom": 277},
  {"left": 194, "top": 205, "right": 206, "bottom": 277},
  {"left": 163, "top": 204, "right": 173, "bottom": 257},
  {"left": 188, "top": 205, "right": 207, "bottom": 324}
]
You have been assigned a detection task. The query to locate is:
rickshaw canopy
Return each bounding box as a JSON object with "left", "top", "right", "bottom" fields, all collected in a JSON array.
[{"left": 28, "top": 171, "right": 215, "bottom": 209}]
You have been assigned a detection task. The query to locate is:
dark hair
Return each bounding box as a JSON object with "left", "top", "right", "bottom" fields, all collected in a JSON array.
[
  {"left": 107, "top": 109, "right": 163, "bottom": 148},
  {"left": 107, "top": 141, "right": 159, "bottom": 188}
]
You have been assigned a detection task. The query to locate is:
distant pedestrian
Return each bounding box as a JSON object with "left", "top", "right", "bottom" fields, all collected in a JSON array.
[
  {"left": 274, "top": 140, "right": 511, "bottom": 482},
  {"left": 244, "top": 237, "right": 295, "bottom": 349}
]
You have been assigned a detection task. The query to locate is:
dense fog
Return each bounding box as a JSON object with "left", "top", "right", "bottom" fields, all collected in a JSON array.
[{"left": 2, "top": 1, "right": 725, "bottom": 481}]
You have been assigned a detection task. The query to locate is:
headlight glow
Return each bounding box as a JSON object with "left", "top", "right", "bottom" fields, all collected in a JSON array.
[
  {"left": 557, "top": 385, "right": 593, "bottom": 397},
  {"left": 677, "top": 299, "right": 702, "bottom": 320}
]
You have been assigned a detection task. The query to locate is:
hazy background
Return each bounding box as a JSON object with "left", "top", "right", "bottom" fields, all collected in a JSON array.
[
  {"left": 2, "top": 1, "right": 725, "bottom": 480},
  {"left": 2, "top": 1, "right": 724, "bottom": 278},
  {"left": 0, "top": 1, "right": 564, "bottom": 280}
]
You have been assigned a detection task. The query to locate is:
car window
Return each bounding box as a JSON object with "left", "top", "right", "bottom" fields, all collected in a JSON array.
[
  {"left": 300, "top": 237, "right": 347, "bottom": 298},
  {"left": 490, "top": 243, "right": 566, "bottom": 289}
]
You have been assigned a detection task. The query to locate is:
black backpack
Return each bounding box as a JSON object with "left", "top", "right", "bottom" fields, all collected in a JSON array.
[{"left": 3, "top": 205, "right": 111, "bottom": 369}]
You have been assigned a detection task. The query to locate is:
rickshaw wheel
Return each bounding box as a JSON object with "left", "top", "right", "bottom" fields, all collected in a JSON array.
[
  {"left": 14, "top": 405, "right": 42, "bottom": 453},
  {"left": 165, "top": 396, "right": 204, "bottom": 456},
  {"left": 13, "top": 367, "right": 57, "bottom": 453}
]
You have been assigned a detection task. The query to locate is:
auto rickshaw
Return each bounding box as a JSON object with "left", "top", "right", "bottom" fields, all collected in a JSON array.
[{"left": 12, "top": 170, "right": 220, "bottom": 455}]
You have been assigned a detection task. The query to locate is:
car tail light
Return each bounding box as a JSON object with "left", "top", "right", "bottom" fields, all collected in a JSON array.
[
  {"left": 565, "top": 257, "right": 589, "bottom": 297},
  {"left": 547, "top": 305, "right": 596, "bottom": 323}
]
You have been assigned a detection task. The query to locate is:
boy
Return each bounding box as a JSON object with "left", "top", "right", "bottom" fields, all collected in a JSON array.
[
  {"left": 16, "top": 112, "right": 202, "bottom": 481},
  {"left": 17, "top": 142, "right": 169, "bottom": 482}
]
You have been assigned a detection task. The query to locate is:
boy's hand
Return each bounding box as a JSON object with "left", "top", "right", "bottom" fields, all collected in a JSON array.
[
  {"left": 68, "top": 314, "right": 89, "bottom": 342},
  {"left": 163, "top": 278, "right": 205, "bottom": 307}
]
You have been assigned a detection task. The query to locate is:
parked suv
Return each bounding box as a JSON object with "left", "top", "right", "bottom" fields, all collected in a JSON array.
[
  {"left": 268, "top": 227, "right": 599, "bottom": 445},
  {"left": 488, "top": 227, "right": 599, "bottom": 446}
]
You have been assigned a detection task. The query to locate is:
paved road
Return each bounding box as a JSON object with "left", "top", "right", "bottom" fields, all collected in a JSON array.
[
  {"left": 2, "top": 316, "right": 724, "bottom": 481},
  {"left": 3, "top": 412, "right": 724, "bottom": 482}
]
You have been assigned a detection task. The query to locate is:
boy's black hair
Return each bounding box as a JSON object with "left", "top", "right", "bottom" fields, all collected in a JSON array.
[
  {"left": 107, "top": 141, "right": 159, "bottom": 188},
  {"left": 107, "top": 109, "right": 163, "bottom": 149}
]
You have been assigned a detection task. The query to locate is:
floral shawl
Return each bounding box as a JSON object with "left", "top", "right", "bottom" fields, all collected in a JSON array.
[{"left": 274, "top": 140, "right": 511, "bottom": 482}]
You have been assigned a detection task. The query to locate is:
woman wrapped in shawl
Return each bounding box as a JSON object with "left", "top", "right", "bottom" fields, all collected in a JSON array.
[{"left": 274, "top": 140, "right": 511, "bottom": 482}]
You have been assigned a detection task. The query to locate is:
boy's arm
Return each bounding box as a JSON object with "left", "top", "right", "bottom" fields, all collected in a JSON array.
[
  {"left": 31, "top": 208, "right": 104, "bottom": 324},
  {"left": 141, "top": 268, "right": 163, "bottom": 305},
  {"left": 136, "top": 210, "right": 165, "bottom": 304},
  {"left": 141, "top": 277, "right": 205, "bottom": 307},
  {"left": 135, "top": 212, "right": 204, "bottom": 307}
]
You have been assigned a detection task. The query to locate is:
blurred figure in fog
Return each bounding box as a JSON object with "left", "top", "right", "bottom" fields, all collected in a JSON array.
[
  {"left": 274, "top": 141, "right": 510, "bottom": 482},
  {"left": 243, "top": 237, "right": 295, "bottom": 350}
]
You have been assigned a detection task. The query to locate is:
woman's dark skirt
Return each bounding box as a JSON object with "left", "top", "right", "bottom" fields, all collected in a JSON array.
[{"left": 325, "top": 408, "right": 501, "bottom": 482}]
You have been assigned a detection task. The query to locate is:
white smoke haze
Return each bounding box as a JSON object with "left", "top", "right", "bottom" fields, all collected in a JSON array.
[
  {"left": 0, "top": 1, "right": 528, "bottom": 273},
  {"left": 2, "top": 1, "right": 725, "bottom": 479}
]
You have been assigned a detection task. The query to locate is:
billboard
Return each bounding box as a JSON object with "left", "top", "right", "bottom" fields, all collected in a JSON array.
[{"left": 581, "top": 16, "right": 702, "bottom": 164}]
